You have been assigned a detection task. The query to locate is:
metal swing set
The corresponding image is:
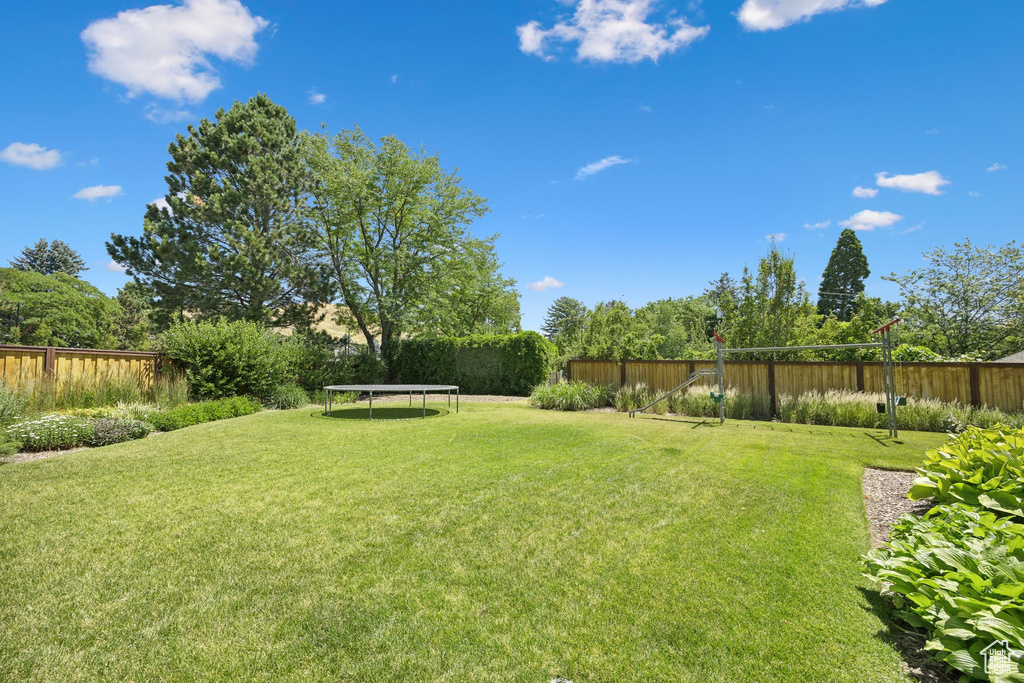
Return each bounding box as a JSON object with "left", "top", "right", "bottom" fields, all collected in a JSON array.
[{"left": 629, "top": 319, "right": 904, "bottom": 438}]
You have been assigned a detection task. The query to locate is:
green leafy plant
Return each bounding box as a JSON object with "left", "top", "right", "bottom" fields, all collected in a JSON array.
[
  {"left": 529, "top": 380, "right": 613, "bottom": 411},
  {"left": 5, "top": 415, "right": 95, "bottom": 452},
  {"left": 395, "top": 332, "right": 555, "bottom": 396},
  {"left": 147, "top": 396, "right": 261, "bottom": 432},
  {"left": 863, "top": 504, "right": 1024, "bottom": 680},
  {"left": 909, "top": 426, "right": 1024, "bottom": 519},
  {"left": 266, "top": 384, "right": 310, "bottom": 410},
  {"left": 89, "top": 418, "right": 154, "bottom": 447},
  {"left": 0, "top": 379, "right": 29, "bottom": 424}
]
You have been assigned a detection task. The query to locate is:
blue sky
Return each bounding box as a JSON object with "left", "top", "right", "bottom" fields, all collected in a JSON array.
[{"left": 1, "top": 0, "right": 1020, "bottom": 332}]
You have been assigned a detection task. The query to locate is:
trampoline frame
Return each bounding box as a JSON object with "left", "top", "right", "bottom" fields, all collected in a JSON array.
[{"left": 323, "top": 384, "right": 459, "bottom": 419}]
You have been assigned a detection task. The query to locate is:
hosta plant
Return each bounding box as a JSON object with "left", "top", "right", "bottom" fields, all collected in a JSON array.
[
  {"left": 909, "top": 426, "right": 1024, "bottom": 520},
  {"left": 864, "top": 504, "right": 1024, "bottom": 680}
]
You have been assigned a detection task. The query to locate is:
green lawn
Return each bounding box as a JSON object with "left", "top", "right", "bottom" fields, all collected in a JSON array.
[{"left": 0, "top": 403, "right": 942, "bottom": 681}]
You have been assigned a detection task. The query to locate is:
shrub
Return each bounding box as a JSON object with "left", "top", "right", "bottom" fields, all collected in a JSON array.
[
  {"left": 5, "top": 415, "right": 95, "bottom": 452},
  {"left": 529, "top": 381, "right": 613, "bottom": 411},
  {"left": 148, "top": 396, "right": 261, "bottom": 432},
  {"left": 908, "top": 426, "right": 1024, "bottom": 519},
  {"left": 863, "top": 504, "right": 1024, "bottom": 680},
  {"left": 266, "top": 384, "right": 310, "bottom": 410},
  {"left": 0, "top": 438, "right": 21, "bottom": 456},
  {"left": 614, "top": 383, "right": 656, "bottom": 413},
  {"left": 394, "top": 332, "right": 555, "bottom": 396},
  {"left": 161, "top": 320, "right": 293, "bottom": 401},
  {"left": 0, "top": 379, "right": 28, "bottom": 424},
  {"left": 89, "top": 418, "right": 153, "bottom": 447}
]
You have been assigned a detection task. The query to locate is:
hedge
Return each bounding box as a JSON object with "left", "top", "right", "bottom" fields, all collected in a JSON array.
[{"left": 393, "top": 332, "right": 555, "bottom": 396}]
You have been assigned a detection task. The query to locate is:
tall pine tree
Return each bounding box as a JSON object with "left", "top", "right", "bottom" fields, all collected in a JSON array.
[
  {"left": 817, "top": 228, "right": 870, "bottom": 321},
  {"left": 107, "top": 94, "right": 329, "bottom": 328},
  {"left": 10, "top": 238, "right": 87, "bottom": 277},
  {"left": 541, "top": 297, "right": 587, "bottom": 341}
]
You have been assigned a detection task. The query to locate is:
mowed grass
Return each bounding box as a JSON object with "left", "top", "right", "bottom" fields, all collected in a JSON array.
[{"left": 0, "top": 403, "right": 942, "bottom": 682}]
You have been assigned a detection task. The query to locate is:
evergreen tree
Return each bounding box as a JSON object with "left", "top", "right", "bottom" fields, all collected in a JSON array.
[
  {"left": 817, "top": 228, "right": 870, "bottom": 321},
  {"left": 107, "top": 94, "right": 329, "bottom": 328},
  {"left": 541, "top": 297, "right": 587, "bottom": 341},
  {"left": 10, "top": 238, "right": 87, "bottom": 277}
]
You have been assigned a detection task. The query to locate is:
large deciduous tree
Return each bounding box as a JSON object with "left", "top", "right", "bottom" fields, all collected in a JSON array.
[
  {"left": 885, "top": 240, "right": 1024, "bottom": 358},
  {"left": 301, "top": 127, "right": 491, "bottom": 362},
  {"left": 817, "top": 228, "right": 870, "bottom": 321},
  {"left": 107, "top": 94, "right": 328, "bottom": 329},
  {"left": 0, "top": 268, "right": 120, "bottom": 348},
  {"left": 10, "top": 238, "right": 87, "bottom": 277}
]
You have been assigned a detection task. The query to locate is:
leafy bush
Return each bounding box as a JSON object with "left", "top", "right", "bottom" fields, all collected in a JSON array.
[
  {"left": 266, "top": 384, "right": 310, "bottom": 410},
  {"left": 89, "top": 418, "right": 153, "bottom": 447},
  {"left": 394, "top": 332, "right": 555, "bottom": 396},
  {"left": 147, "top": 396, "right": 261, "bottom": 432},
  {"left": 529, "top": 381, "right": 613, "bottom": 411},
  {"left": 0, "top": 379, "right": 28, "bottom": 424},
  {"left": 161, "top": 320, "right": 293, "bottom": 401},
  {"left": 863, "top": 504, "right": 1024, "bottom": 680},
  {"left": 0, "top": 438, "right": 20, "bottom": 456},
  {"left": 5, "top": 415, "right": 95, "bottom": 452},
  {"left": 909, "top": 426, "right": 1024, "bottom": 519}
]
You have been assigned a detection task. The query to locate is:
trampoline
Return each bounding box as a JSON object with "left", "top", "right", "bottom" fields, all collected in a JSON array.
[{"left": 323, "top": 384, "right": 459, "bottom": 419}]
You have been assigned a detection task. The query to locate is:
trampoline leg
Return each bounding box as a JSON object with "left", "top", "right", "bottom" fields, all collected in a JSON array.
[
  {"left": 422, "top": 391, "right": 426, "bottom": 418},
  {"left": 409, "top": 392, "right": 412, "bottom": 407},
  {"left": 457, "top": 388, "right": 459, "bottom": 414},
  {"left": 369, "top": 391, "right": 373, "bottom": 420},
  {"left": 448, "top": 390, "right": 451, "bottom": 408}
]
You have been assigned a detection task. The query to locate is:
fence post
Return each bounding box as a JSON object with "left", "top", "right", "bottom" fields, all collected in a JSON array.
[
  {"left": 566, "top": 361, "right": 572, "bottom": 382},
  {"left": 969, "top": 363, "right": 981, "bottom": 408},
  {"left": 767, "top": 360, "right": 777, "bottom": 417},
  {"left": 619, "top": 360, "right": 627, "bottom": 389},
  {"left": 44, "top": 346, "right": 56, "bottom": 375},
  {"left": 856, "top": 363, "right": 865, "bottom": 393}
]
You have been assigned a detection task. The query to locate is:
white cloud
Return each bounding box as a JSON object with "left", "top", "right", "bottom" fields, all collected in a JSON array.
[
  {"left": 73, "top": 184, "right": 123, "bottom": 201},
  {"left": 517, "top": 0, "right": 709, "bottom": 64},
  {"left": 988, "top": 162, "right": 1007, "bottom": 172},
  {"left": 738, "top": 0, "right": 889, "bottom": 31},
  {"left": 875, "top": 170, "right": 949, "bottom": 195},
  {"left": 144, "top": 104, "right": 193, "bottom": 124},
  {"left": 527, "top": 276, "right": 565, "bottom": 292},
  {"left": 638, "top": 103, "right": 653, "bottom": 113},
  {"left": 391, "top": 74, "right": 399, "bottom": 84},
  {"left": 899, "top": 223, "right": 923, "bottom": 235},
  {"left": 106, "top": 260, "right": 127, "bottom": 273},
  {"left": 852, "top": 186, "right": 877, "bottom": 198},
  {"left": 520, "top": 213, "right": 546, "bottom": 219},
  {"left": 81, "top": 0, "right": 268, "bottom": 102},
  {"left": 575, "top": 154, "right": 634, "bottom": 180},
  {"left": 803, "top": 219, "right": 830, "bottom": 230},
  {"left": 0, "top": 142, "right": 64, "bottom": 170},
  {"left": 150, "top": 197, "right": 172, "bottom": 212},
  {"left": 840, "top": 209, "right": 902, "bottom": 231},
  {"left": 968, "top": 190, "right": 981, "bottom": 198},
  {"left": 308, "top": 90, "right": 326, "bottom": 105},
  {"left": 766, "top": 232, "right": 787, "bottom": 242}
]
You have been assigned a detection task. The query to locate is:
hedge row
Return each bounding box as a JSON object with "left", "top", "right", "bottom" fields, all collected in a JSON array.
[{"left": 394, "top": 332, "right": 555, "bottom": 396}]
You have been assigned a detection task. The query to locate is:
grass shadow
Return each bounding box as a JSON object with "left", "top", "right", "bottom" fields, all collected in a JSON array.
[
  {"left": 858, "top": 587, "right": 953, "bottom": 683},
  {"left": 316, "top": 406, "right": 448, "bottom": 421}
]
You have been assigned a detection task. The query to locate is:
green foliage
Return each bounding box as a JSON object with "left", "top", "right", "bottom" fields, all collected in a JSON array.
[
  {"left": 528, "top": 380, "right": 613, "bottom": 411},
  {"left": 817, "top": 229, "right": 870, "bottom": 321},
  {"left": 885, "top": 239, "right": 1024, "bottom": 359},
  {"left": 107, "top": 94, "right": 328, "bottom": 329},
  {"left": 89, "top": 418, "right": 153, "bottom": 447},
  {"left": 302, "top": 126, "right": 490, "bottom": 362},
  {"left": 0, "top": 268, "right": 121, "bottom": 348},
  {"left": 0, "top": 379, "right": 28, "bottom": 425},
  {"left": 574, "top": 300, "right": 662, "bottom": 361},
  {"left": 908, "top": 426, "right": 1024, "bottom": 519},
  {"left": 541, "top": 296, "right": 587, "bottom": 342},
  {"left": 394, "top": 332, "right": 555, "bottom": 396},
  {"left": 147, "top": 396, "right": 261, "bottom": 432},
  {"left": 19, "top": 369, "right": 154, "bottom": 413},
  {"left": 266, "top": 384, "right": 310, "bottom": 410},
  {"left": 161, "top": 319, "right": 294, "bottom": 401},
  {"left": 9, "top": 238, "right": 87, "bottom": 277},
  {"left": 614, "top": 383, "right": 657, "bottom": 412},
  {"left": 892, "top": 344, "right": 984, "bottom": 363},
  {"left": 114, "top": 282, "right": 156, "bottom": 350},
  {"left": 864, "top": 505, "right": 1024, "bottom": 680},
  {"left": 5, "top": 415, "right": 95, "bottom": 452},
  {"left": 667, "top": 386, "right": 759, "bottom": 420},
  {"left": 637, "top": 297, "right": 717, "bottom": 360}
]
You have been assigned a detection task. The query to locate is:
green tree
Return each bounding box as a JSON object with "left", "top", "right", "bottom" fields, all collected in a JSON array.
[
  {"left": 107, "top": 94, "right": 328, "bottom": 329},
  {"left": 726, "top": 241, "right": 817, "bottom": 358},
  {"left": 541, "top": 297, "right": 587, "bottom": 342},
  {"left": 301, "top": 126, "right": 490, "bottom": 364},
  {"left": 417, "top": 238, "right": 521, "bottom": 336},
  {"left": 578, "top": 300, "right": 662, "bottom": 360},
  {"left": 637, "top": 297, "right": 717, "bottom": 359},
  {"left": 0, "top": 268, "right": 120, "bottom": 348},
  {"left": 113, "top": 282, "right": 155, "bottom": 350},
  {"left": 817, "top": 228, "right": 870, "bottom": 321},
  {"left": 884, "top": 239, "right": 1024, "bottom": 358},
  {"left": 9, "top": 238, "right": 87, "bottom": 277}
]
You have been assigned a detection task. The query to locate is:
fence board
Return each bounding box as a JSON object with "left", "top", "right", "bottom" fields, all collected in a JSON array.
[
  {"left": 568, "top": 358, "right": 1024, "bottom": 414},
  {"left": 0, "top": 345, "right": 159, "bottom": 392}
]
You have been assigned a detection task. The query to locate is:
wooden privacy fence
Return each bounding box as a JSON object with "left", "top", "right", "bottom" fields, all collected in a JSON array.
[
  {"left": 567, "top": 359, "right": 1024, "bottom": 415},
  {"left": 0, "top": 344, "right": 160, "bottom": 390}
]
